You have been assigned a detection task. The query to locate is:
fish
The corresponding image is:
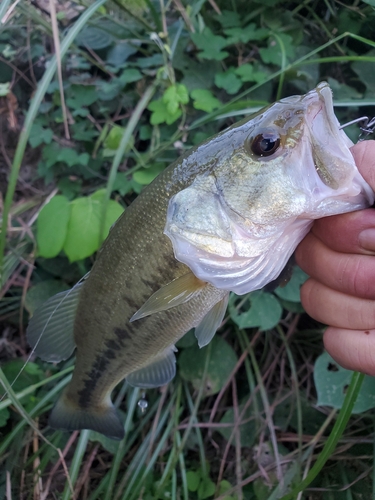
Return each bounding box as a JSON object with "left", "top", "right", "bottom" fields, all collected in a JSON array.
[{"left": 26, "top": 82, "right": 374, "bottom": 440}]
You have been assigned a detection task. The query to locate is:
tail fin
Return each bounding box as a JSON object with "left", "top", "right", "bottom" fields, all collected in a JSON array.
[{"left": 49, "top": 392, "right": 124, "bottom": 440}]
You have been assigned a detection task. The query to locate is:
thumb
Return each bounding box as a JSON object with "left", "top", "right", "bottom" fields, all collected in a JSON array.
[{"left": 351, "top": 140, "right": 375, "bottom": 191}]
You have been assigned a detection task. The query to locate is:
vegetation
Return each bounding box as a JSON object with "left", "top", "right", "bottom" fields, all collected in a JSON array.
[{"left": 1, "top": 0, "right": 375, "bottom": 498}]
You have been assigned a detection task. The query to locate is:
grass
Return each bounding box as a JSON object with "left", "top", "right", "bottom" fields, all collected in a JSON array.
[{"left": 1, "top": 0, "right": 375, "bottom": 498}]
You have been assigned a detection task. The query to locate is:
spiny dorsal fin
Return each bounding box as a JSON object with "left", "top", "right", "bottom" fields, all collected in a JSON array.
[
  {"left": 130, "top": 272, "right": 207, "bottom": 322},
  {"left": 26, "top": 283, "right": 83, "bottom": 362},
  {"left": 195, "top": 294, "right": 229, "bottom": 348},
  {"left": 126, "top": 345, "right": 177, "bottom": 388}
]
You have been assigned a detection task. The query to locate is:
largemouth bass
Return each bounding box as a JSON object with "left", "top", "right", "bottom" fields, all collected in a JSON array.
[{"left": 27, "top": 82, "right": 374, "bottom": 439}]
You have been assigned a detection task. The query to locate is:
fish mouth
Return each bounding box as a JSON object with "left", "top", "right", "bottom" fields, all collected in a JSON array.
[{"left": 305, "top": 81, "right": 348, "bottom": 146}]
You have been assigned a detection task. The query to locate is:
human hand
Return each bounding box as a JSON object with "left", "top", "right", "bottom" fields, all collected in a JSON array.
[{"left": 295, "top": 140, "right": 375, "bottom": 375}]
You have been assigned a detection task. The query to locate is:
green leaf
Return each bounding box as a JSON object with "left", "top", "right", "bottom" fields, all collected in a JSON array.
[
  {"left": 29, "top": 123, "right": 53, "bottom": 147},
  {"left": 235, "top": 64, "right": 267, "bottom": 83},
  {"left": 191, "top": 27, "right": 229, "bottom": 61},
  {"left": 274, "top": 266, "right": 309, "bottom": 302},
  {"left": 63, "top": 197, "right": 102, "bottom": 262},
  {"left": 191, "top": 89, "right": 221, "bottom": 112},
  {"left": 163, "top": 84, "right": 189, "bottom": 114},
  {"left": 198, "top": 477, "right": 216, "bottom": 500},
  {"left": 314, "top": 352, "right": 375, "bottom": 412},
  {"left": 259, "top": 34, "right": 295, "bottom": 65},
  {"left": 90, "top": 190, "right": 124, "bottom": 236},
  {"left": 66, "top": 85, "right": 98, "bottom": 108},
  {"left": 215, "top": 68, "right": 242, "bottom": 95},
  {"left": 218, "top": 403, "right": 256, "bottom": 448},
  {"left": 1, "top": 359, "right": 45, "bottom": 394},
  {"left": 37, "top": 195, "right": 71, "bottom": 258},
  {"left": 75, "top": 26, "right": 114, "bottom": 50},
  {"left": 148, "top": 98, "right": 182, "bottom": 125},
  {"left": 179, "top": 336, "right": 238, "bottom": 396},
  {"left": 224, "top": 24, "right": 269, "bottom": 44},
  {"left": 186, "top": 470, "right": 200, "bottom": 492},
  {"left": 215, "top": 9, "right": 241, "bottom": 28},
  {"left": 229, "top": 291, "right": 282, "bottom": 331},
  {"left": 25, "top": 280, "right": 70, "bottom": 315},
  {"left": 132, "top": 163, "right": 165, "bottom": 185},
  {"left": 119, "top": 68, "right": 143, "bottom": 85}
]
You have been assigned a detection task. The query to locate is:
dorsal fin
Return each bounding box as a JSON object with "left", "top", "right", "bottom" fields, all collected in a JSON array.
[
  {"left": 126, "top": 345, "right": 177, "bottom": 388},
  {"left": 130, "top": 272, "right": 207, "bottom": 322},
  {"left": 26, "top": 283, "right": 83, "bottom": 362},
  {"left": 195, "top": 294, "right": 229, "bottom": 348}
]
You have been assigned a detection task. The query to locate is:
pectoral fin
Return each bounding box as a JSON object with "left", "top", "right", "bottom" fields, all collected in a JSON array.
[
  {"left": 126, "top": 345, "right": 177, "bottom": 388},
  {"left": 130, "top": 272, "right": 207, "bottom": 322},
  {"left": 26, "top": 283, "right": 83, "bottom": 362},
  {"left": 195, "top": 294, "right": 229, "bottom": 348}
]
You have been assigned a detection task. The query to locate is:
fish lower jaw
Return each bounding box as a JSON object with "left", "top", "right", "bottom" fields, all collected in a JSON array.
[{"left": 169, "top": 219, "right": 313, "bottom": 295}]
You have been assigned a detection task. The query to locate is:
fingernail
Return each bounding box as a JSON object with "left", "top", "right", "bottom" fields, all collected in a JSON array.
[{"left": 359, "top": 228, "right": 375, "bottom": 252}]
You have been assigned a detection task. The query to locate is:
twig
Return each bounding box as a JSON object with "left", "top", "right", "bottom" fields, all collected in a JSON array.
[{"left": 49, "top": 0, "right": 70, "bottom": 139}]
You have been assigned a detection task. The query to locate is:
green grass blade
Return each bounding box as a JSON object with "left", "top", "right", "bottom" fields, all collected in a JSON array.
[
  {"left": 0, "top": 0, "right": 12, "bottom": 24},
  {"left": 61, "top": 430, "right": 91, "bottom": 500},
  {"left": 280, "top": 371, "right": 365, "bottom": 499}
]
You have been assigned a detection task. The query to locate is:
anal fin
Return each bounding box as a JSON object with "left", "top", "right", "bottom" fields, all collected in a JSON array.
[
  {"left": 26, "top": 283, "right": 83, "bottom": 362},
  {"left": 126, "top": 346, "right": 177, "bottom": 388},
  {"left": 195, "top": 294, "right": 229, "bottom": 348},
  {"left": 130, "top": 272, "right": 206, "bottom": 322}
]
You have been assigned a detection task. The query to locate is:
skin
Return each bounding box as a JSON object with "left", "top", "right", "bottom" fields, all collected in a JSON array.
[{"left": 295, "top": 140, "right": 375, "bottom": 375}]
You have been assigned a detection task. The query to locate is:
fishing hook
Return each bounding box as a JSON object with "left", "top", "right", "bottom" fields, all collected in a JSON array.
[{"left": 339, "top": 116, "right": 375, "bottom": 141}]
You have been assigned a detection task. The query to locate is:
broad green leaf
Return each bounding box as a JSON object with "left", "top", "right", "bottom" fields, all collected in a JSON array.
[
  {"left": 229, "top": 291, "right": 282, "bottom": 331},
  {"left": 215, "top": 68, "right": 242, "bottom": 95},
  {"left": 29, "top": 123, "right": 53, "bottom": 147},
  {"left": 191, "top": 89, "right": 221, "bottom": 112},
  {"left": 235, "top": 64, "right": 267, "bottom": 83},
  {"left": 179, "top": 336, "right": 238, "bottom": 396},
  {"left": 198, "top": 478, "right": 216, "bottom": 500},
  {"left": 275, "top": 266, "right": 309, "bottom": 302},
  {"left": 119, "top": 68, "right": 143, "bottom": 85},
  {"left": 224, "top": 24, "right": 269, "bottom": 44},
  {"left": 163, "top": 84, "right": 189, "bottom": 114},
  {"left": 218, "top": 403, "right": 256, "bottom": 448},
  {"left": 63, "top": 197, "right": 102, "bottom": 262},
  {"left": 25, "top": 279, "right": 69, "bottom": 315},
  {"left": 90, "top": 190, "right": 124, "bottom": 235},
  {"left": 66, "top": 85, "right": 98, "bottom": 108},
  {"left": 75, "top": 26, "right": 114, "bottom": 50},
  {"left": 215, "top": 9, "right": 241, "bottom": 28},
  {"left": 37, "top": 195, "right": 70, "bottom": 258},
  {"left": 148, "top": 98, "right": 182, "bottom": 125},
  {"left": 314, "top": 352, "right": 375, "bottom": 412},
  {"left": 132, "top": 163, "right": 165, "bottom": 185},
  {"left": 259, "top": 34, "right": 295, "bottom": 65},
  {"left": 0, "top": 82, "right": 10, "bottom": 96},
  {"left": 191, "top": 28, "right": 229, "bottom": 61},
  {"left": 186, "top": 470, "right": 200, "bottom": 492},
  {"left": 1, "top": 360, "right": 44, "bottom": 394}
]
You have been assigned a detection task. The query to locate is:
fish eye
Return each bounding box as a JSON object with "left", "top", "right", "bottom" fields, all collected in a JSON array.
[{"left": 250, "top": 132, "right": 281, "bottom": 157}]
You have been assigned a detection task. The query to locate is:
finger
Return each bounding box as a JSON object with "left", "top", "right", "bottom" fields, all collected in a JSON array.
[
  {"left": 296, "top": 233, "right": 375, "bottom": 299},
  {"left": 300, "top": 278, "right": 375, "bottom": 330},
  {"left": 324, "top": 327, "right": 375, "bottom": 376},
  {"left": 307, "top": 209, "right": 375, "bottom": 255},
  {"left": 351, "top": 140, "right": 375, "bottom": 190}
]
